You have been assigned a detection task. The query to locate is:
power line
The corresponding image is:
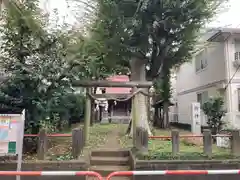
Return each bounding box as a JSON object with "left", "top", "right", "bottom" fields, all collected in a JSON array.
[
  {"left": 224, "top": 62, "right": 240, "bottom": 91},
  {"left": 224, "top": 25, "right": 240, "bottom": 90}
]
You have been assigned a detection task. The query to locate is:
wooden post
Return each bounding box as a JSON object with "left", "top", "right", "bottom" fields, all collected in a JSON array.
[
  {"left": 80, "top": 128, "right": 85, "bottom": 150},
  {"left": 171, "top": 129, "right": 179, "bottom": 156},
  {"left": 203, "top": 129, "right": 212, "bottom": 157},
  {"left": 146, "top": 87, "right": 151, "bottom": 123},
  {"left": 84, "top": 88, "right": 91, "bottom": 144},
  {"left": 37, "top": 129, "right": 47, "bottom": 160},
  {"left": 72, "top": 128, "right": 82, "bottom": 159},
  {"left": 90, "top": 88, "right": 95, "bottom": 126},
  {"left": 231, "top": 130, "right": 240, "bottom": 156},
  {"left": 132, "top": 87, "right": 138, "bottom": 147}
]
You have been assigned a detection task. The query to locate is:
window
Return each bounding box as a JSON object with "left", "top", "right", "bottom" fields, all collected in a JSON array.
[
  {"left": 235, "top": 39, "right": 240, "bottom": 52},
  {"left": 197, "top": 91, "right": 208, "bottom": 106},
  {"left": 195, "top": 50, "right": 208, "bottom": 72},
  {"left": 238, "top": 89, "right": 240, "bottom": 111}
]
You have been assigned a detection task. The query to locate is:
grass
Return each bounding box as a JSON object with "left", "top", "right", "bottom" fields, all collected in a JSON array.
[
  {"left": 48, "top": 123, "right": 120, "bottom": 161},
  {"left": 24, "top": 123, "right": 120, "bottom": 161},
  {"left": 82, "top": 123, "right": 119, "bottom": 155},
  {"left": 23, "top": 123, "right": 238, "bottom": 161},
  {"left": 24, "top": 123, "right": 79, "bottom": 161},
  {"left": 119, "top": 125, "right": 238, "bottom": 160},
  {"left": 144, "top": 139, "right": 233, "bottom": 160}
]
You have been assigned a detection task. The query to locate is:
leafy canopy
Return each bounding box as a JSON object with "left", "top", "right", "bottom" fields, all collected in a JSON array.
[
  {"left": 93, "top": 0, "right": 227, "bottom": 78},
  {"left": 0, "top": 0, "right": 86, "bottom": 133},
  {"left": 202, "top": 96, "right": 226, "bottom": 134}
]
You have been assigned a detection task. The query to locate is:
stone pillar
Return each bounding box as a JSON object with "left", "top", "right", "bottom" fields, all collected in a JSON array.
[
  {"left": 100, "top": 100, "right": 109, "bottom": 124},
  {"left": 136, "top": 127, "right": 148, "bottom": 154},
  {"left": 171, "top": 129, "right": 179, "bottom": 156},
  {"left": 203, "top": 129, "right": 212, "bottom": 157},
  {"left": 231, "top": 130, "right": 240, "bottom": 156},
  {"left": 101, "top": 110, "right": 109, "bottom": 124}
]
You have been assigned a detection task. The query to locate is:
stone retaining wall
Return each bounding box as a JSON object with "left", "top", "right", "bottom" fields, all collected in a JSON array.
[
  {"left": 134, "top": 160, "right": 240, "bottom": 180},
  {"left": 0, "top": 160, "right": 87, "bottom": 180}
]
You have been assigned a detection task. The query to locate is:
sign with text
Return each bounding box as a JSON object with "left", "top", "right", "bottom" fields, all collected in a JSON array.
[
  {"left": 0, "top": 110, "right": 25, "bottom": 180},
  {"left": 0, "top": 116, "right": 23, "bottom": 154},
  {"left": 191, "top": 102, "right": 201, "bottom": 134}
]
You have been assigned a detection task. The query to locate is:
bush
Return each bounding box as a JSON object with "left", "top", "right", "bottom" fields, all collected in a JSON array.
[
  {"left": 201, "top": 96, "right": 226, "bottom": 135},
  {"left": 46, "top": 92, "right": 85, "bottom": 129},
  {"left": 22, "top": 93, "right": 86, "bottom": 154},
  {"left": 65, "top": 93, "right": 85, "bottom": 125}
]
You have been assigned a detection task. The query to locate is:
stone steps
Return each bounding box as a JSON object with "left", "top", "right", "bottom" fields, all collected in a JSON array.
[
  {"left": 90, "top": 165, "right": 130, "bottom": 176},
  {"left": 89, "top": 149, "right": 131, "bottom": 179},
  {"left": 91, "top": 156, "right": 129, "bottom": 166},
  {"left": 91, "top": 149, "right": 130, "bottom": 157},
  {"left": 87, "top": 175, "right": 131, "bottom": 179}
]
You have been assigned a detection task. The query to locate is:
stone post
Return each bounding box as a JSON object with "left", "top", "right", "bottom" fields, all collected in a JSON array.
[
  {"left": 136, "top": 127, "right": 148, "bottom": 154},
  {"left": 231, "top": 130, "right": 240, "bottom": 156},
  {"left": 72, "top": 128, "right": 82, "bottom": 159},
  {"left": 171, "top": 129, "right": 179, "bottom": 156},
  {"left": 37, "top": 129, "right": 47, "bottom": 160},
  {"left": 203, "top": 129, "right": 212, "bottom": 157}
]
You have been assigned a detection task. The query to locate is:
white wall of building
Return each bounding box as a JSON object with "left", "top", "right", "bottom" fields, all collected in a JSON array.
[
  {"left": 177, "top": 86, "right": 223, "bottom": 126},
  {"left": 176, "top": 42, "right": 226, "bottom": 94},
  {"left": 174, "top": 30, "right": 240, "bottom": 129},
  {"left": 175, "top": 41, "right": 227, "bottom": 126},
  {"left": 225, "top": 35, "right": 240, "bottom": 80}
]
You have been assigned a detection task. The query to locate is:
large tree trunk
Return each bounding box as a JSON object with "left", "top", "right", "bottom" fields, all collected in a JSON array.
[
  {"left": 84, "top": 88, "right": 91, "bottom": 143},
  {"left": 161, "top": 68, "right": 171, "bottom": 128},
  {"left": 163, "top": 101, "right": 170, "bottom": 128},
  {"left": 126, "top": 100, "right": 134, "bottom": 135},
  {"left": 90, "top": 87, "right": 97, "bottom": 126},
  {"left": 153, "top": 107, "right": 161, "bottom": 127},
  {"left": 128, "top": 57, "right": 152, "bottom": 136}
]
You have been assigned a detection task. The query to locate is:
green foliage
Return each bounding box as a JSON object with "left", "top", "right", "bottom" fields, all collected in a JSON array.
[
  {"left": 0, "top": 0, "right": 86, "bottom": 135},
  {"left": 201, "top": 96, "right": 226, "bottom": 135},
  {"left": 138, "top": 151, "right": 235, "bottom": 160},
  {"left": 153, "top": 69, "right": 172, "bottom": 101},
  {"left": 93, "top": 0, "right": 226, "bottom": 78},
  {"left": 39, "top": 117, "right": 61, "bottom": 133},
  {"left": 61, "top": 93, "right": 85, "bottom": 124},
  {"left": 55, "top": 153, "right": 74, "bottom": 161},
  {"left": 91, "top": 0, "right": 227, "bottom": 122}
]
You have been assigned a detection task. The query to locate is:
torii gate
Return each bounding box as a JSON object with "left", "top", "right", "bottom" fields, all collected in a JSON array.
[{"left": 71, "top": 80, "right": 153, "bottom": 144}]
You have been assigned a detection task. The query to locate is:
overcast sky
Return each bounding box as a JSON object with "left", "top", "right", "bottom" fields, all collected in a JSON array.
[{"left": 40, "top": 0, "right": 240, "bottom": 28}]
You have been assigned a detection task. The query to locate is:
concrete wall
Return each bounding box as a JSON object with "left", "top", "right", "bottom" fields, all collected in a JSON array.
[
  {"left": 134, "top": 160, "right": 240, "bottom": 180},
  {"left": 0, "top": 161, "right": 87, "bottom": 180}
]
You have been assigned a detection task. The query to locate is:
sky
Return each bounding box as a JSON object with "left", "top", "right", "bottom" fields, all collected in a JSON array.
[
  {"left": 40, "top": 0, "right": 240, "bottom": 28},
  {"left": 209, "top": 0, "right": 240, "bottom": 28},
  {"left": 39, "top": 0, "right": 86, "bottom": 26}
]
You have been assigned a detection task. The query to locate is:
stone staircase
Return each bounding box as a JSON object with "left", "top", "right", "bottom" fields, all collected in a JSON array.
[{"left": 89, "top": 149, "right": 131, "bottom": 179}]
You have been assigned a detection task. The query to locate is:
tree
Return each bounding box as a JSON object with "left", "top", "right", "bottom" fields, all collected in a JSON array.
[
  {"left": 92, "top": 0, "right": 227, "bottom": 134},
  {"left": 153, "top": 71, "right": 172, "bottom": 128},
  {"left": 202, "top": 96, "right": 226, "bottom": 136},
  {"left": 0, "top": 0, "right": 86, "bottom": 133}
]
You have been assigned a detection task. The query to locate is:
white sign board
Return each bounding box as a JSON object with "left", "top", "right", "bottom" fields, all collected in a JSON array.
[
  {"left": 191, "top": 103, "right": 201, "bottom": 134},
  {"left": 0, "top": 110, "right": 25, "bottom": 180},
  {"left": 216, "top": 135, "right": 230, "bottom": 148}
]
